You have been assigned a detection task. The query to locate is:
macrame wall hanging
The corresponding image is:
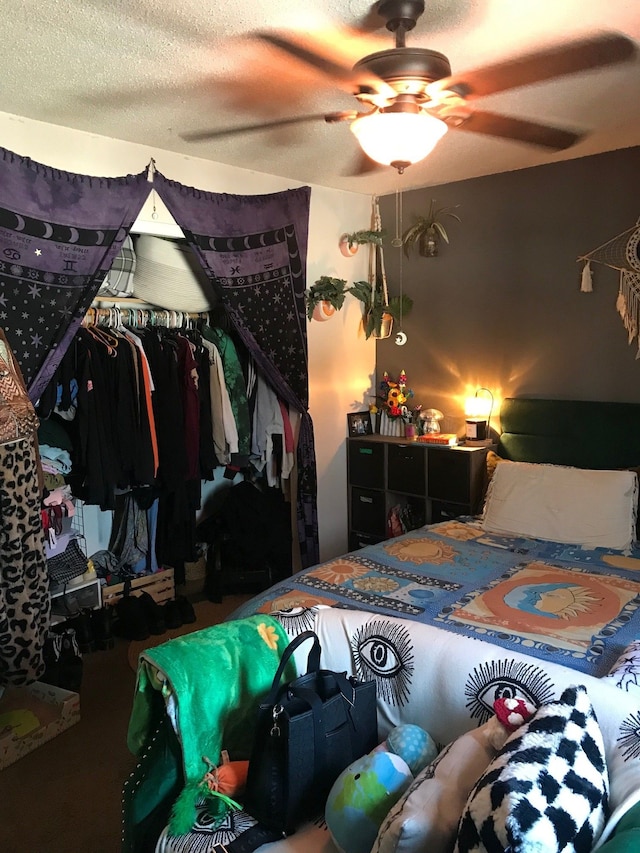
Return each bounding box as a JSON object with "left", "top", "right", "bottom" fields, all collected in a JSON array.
[
  {"left": 578, "top": 218, "right": 640, "bottom": 358},
  {"left": 368, "top": 196, "right": 392, "bottom": 340}
]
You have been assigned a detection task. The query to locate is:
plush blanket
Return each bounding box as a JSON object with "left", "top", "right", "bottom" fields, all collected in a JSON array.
[{"left": 128, "top": 614, "right": 294, "bottom": 797}]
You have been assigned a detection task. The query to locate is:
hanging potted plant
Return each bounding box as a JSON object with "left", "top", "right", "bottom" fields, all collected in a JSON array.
[
  {"left": 339, "top": 229, "right": 386, "bottom": 257},
  {"left": 305, "top": 276, "right": 348, "bottom": 321},
  {"left": 402, "top": 199, "right": 461, "bottom": 257},
  {"left": 347, "top": 280, "right": 413, "bottom": 339}
]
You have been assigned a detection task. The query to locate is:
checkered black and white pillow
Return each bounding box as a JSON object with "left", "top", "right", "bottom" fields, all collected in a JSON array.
[{"left": 455, "top": 685, "right": 609, "bottom": 853}]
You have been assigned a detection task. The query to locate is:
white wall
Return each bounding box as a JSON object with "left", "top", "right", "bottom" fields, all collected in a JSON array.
[{"left": 0, "top": 111, "right": 374, "bottom": 562}]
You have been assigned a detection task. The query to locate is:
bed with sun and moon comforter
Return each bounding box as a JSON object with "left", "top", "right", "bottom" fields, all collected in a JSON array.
[
  {"left": 230, "top": 515, "right": 640, "bottom": 680},
  {"left": 129, "top": 399, "right": 640, "bottom": 853},
  {"left": 230, "top": 397, "right": 640, "bottom": 681}
]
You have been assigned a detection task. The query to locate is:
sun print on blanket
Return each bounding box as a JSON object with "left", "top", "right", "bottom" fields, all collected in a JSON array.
[
  {"left": 442, "top": 561, "right": 640, "bottom": 660},
  {"left": 465, "top": 658, "right": 556, "bottom": 724},
  {"left": 256, "top": 590, "right": 337, "bottom": 615},
  {"left": 429, "top": 520, "right": 486, "bottom": 542},
  {"left": 383, "top": 536, "right": 458, "bottom": 564},
  {"left": 351, "top": 619, "right": 415, "bottom": 707}
]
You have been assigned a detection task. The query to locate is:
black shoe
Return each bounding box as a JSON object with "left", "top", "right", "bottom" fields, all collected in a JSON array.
[
  {"left": 176, "top": 595, "right": 196, "bottom": 624},
  {"left": 65, "top": 610, "right": 96, "bottom": 654},
  {"left": 137, "top": 591, "right": 166, "bottom": 635},
  {"left": 90, "top": 607, "right": 115, "bottom": 650},
  {"left": 40, "top": 631, "right": 63, "bottom": 687},
  {"left": 163, "top": 599, "right": 183, "bottom": 630},
  {"left": 56, "top": 627, "right": 83, "bottom": 692},
  {"left": 113, "top": 594, "right": 150, "bottom": 641}
]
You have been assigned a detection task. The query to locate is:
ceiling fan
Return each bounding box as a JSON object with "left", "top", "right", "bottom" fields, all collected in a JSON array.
[{"left": 182, "top": 0, "right": 637, "bottom": 174}]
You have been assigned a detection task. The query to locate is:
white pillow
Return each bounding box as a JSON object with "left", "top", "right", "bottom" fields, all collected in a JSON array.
[{"left": 482, "top": 462, "right": 637, "bottom": 550}]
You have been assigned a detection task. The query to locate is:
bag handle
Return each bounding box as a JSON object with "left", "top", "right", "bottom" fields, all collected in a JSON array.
[{"left": 264, "top": 631, "right": 321, "bottom": 706}]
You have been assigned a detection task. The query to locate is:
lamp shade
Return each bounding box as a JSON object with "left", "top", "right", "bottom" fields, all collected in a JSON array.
[{"left": 351, "top": 110, "right": 447, "bottom": 168}]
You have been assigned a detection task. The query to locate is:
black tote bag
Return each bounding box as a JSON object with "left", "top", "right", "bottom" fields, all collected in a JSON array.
[{"left": 243, "top": 630, "right": 378, "bottom": 836}]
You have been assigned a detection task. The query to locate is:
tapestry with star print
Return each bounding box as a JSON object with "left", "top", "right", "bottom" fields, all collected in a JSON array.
[
  {"left": 154, "top": 174, "right": 318, "bottom": 566},
  {"left": 0, "top": 147, "right": 150, "bottom": 403}
]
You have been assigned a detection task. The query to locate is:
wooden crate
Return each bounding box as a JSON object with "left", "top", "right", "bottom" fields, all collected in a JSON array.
[{"left": 102, "top": 567, "right": 174, "bottom": 607}]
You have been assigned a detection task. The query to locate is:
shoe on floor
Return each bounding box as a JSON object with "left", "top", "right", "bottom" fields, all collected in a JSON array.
[
  {"left": 90, "top": 606, "right": 115, "bottom": 650},
  {"left": 163, "top": 599, "right": 183, "bottom": 630},
  {"left": 113, "top": 594, "right": 150, "bottom": 641},
  {"left": 137, "top": 591, "right": 166, "bottom": 635},
  {"left": 176, "top": 595, "right": 196, "bottom": 624},
  {"left": 65, "top": 610, "right": 96, "bottom": 654}
]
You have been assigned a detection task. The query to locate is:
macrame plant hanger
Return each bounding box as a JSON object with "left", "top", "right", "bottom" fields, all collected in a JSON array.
[
  {"left": 369, "top": 196, "right": 392, "bottom": 339},
  {"left": 577, "top": 217, "right": 640, "bottom": 357},
  {"left": 393, "top": 185, "right": 407, "bottom": 346}
]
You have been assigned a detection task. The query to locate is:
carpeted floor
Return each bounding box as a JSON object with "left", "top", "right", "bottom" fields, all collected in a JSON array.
[
  {"left": 0, "top": 594, "right": 252, "bottom": 853},
  {"left": 126, "top": 594, "right": 251, "bottom": 672}
]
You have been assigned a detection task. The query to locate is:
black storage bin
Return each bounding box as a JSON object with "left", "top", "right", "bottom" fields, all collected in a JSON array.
[
  {"left": 348, "top": 440, "right": 385, "bottom": 489},
  {"left": 387, "top": 443, "right": 426, "bottom": 496},
  {"left": 430, "top": 500, "right": 468, "bottom": 523},
  {"left": 348, "top": 531, "right": 385, "bottom": 551},
  {"left": 350, "top": 487, "right": 386, "bottom": 537},
  {"left": 428, "top": 449, "right": 471, "bottom": 504}
]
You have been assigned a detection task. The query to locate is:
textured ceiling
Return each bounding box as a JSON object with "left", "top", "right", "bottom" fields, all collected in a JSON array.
[{"left": 2, "top": 0, "right": 640, "bottom": 194}]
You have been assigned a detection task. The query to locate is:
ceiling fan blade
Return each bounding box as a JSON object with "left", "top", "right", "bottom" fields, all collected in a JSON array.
[
  {"left": 255, "top": 31, "right": 396, "bottom": 100},
  {"left": 182, "top": 111, "right": 358, "bottom": 143},
  {"left": 429, "top": 33, "right": 637, "bottom": 100},
  {"left": 446, "top": 109, "right": 583, "bottom": 150}
]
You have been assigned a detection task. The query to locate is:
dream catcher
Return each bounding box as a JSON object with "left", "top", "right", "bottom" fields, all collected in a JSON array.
[{"left": 578, "top": 218, "right": 640, "bottom": 357}]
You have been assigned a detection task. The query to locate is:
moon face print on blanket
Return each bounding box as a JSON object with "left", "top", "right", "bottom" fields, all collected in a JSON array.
[{"left": 441, "top": 561, "right": 640, "bottom": 659}]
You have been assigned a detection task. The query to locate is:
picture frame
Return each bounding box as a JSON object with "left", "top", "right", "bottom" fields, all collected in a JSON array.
[{"left": 347, "top": 411, "right": 373, "bottom": 437}]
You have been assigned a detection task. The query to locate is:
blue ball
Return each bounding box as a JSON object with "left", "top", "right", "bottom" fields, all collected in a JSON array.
[{"left": 386, "top": 724, "right": 438, "bottom": 775}]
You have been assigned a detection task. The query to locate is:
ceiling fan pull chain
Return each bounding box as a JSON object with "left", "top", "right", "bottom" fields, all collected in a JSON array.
[{"left": 392, "top": 186, "right": 403, "bottom": 247}]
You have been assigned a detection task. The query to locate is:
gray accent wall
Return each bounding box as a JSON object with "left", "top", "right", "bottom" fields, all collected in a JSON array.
[{"left": 376, "top": 145, "right": 640, "bottom": 432}]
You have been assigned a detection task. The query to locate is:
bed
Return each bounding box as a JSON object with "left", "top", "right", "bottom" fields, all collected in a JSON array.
[
  {"left": 125, "top": 397, "right": 640, "bottom": 853},
  {"left": 228, "top": 397, "right": 640, "bottom": 679}
]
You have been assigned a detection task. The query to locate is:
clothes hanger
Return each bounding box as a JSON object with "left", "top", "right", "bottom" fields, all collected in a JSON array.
[{"left": 84, "top": 323, "right": 120, "bottom": 356}]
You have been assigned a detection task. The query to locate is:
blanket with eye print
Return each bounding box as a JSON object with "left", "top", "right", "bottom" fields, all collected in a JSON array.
[{"left": 229, "top": 518, "right": 640, "bottom": 679}]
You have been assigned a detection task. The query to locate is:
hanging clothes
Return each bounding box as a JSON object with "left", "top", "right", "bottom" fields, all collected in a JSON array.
[
  {"left": 201, "top": 337, "right": 237, "bottom": 465},
  {"left": 201, "top": 325, "right": 251, "bottom": 465}
]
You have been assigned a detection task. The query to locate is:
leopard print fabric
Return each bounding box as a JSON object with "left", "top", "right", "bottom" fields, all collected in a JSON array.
[{"left": 0, "top": 436, "right": 50, "bottom": 685}]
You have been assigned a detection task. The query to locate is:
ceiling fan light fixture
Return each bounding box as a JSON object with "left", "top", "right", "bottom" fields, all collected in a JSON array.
[{"left": 350, "top": 108, "right": 447, "bottom": 172}]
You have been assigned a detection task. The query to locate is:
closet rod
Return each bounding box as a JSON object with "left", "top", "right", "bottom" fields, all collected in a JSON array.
[{"left": 83, "top": 305, "right": 210, "bottom": 329}]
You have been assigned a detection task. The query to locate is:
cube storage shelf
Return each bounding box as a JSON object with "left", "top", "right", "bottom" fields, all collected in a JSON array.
[
  {"left": 347, "top": 435, "right": 490, "bottom": 549},
  {"left": 49, "top": 575, "right": 102, "bottom": 626}
]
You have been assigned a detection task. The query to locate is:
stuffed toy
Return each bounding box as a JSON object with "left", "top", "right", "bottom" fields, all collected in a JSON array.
[
  {"left": 371, "top": 697, "right": 537, "bottom": 853},
  {"left": 325, "top": 724, "right": 437, "bottom": 853},
  {"left": 326, "top": 701, "right": 536, "bottom": 853},
  {"left": 170, "top": 751, "right": 249, "bottom": 835}
]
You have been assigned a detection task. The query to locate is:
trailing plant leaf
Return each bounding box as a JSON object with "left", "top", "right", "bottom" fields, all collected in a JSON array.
[
  {"left": 344, "top": 229, "right": 386, "bottom": 248},
  {"left": 347, "top": 281, "right": 413, "bottom": 339},
  {"left": 346, "top": 280, "right": 374, "bottom": 311},
  {"left": 305, "top": 276, "right": 347, "bottom": 321}
]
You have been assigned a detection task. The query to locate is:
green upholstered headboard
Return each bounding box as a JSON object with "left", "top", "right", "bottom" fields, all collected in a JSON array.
[{"left": 497, "top": 398, "right": 640, "bottom": 470}]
